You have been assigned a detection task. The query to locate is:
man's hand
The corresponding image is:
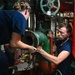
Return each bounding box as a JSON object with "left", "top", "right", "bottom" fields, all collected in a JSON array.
[
  {"left": 28, "top": 46, "right": 37, "bottom": 53},
  {"left": 37, "top": 46, "right": 43, "bottom": 53}
]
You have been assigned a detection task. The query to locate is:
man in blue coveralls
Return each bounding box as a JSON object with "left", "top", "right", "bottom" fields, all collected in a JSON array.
[
  {"left": 0, "top": 0, "right": 37, "bottom": 75},
  {"left": 37, "top": 23, "right": 73, "bottom": 75}
]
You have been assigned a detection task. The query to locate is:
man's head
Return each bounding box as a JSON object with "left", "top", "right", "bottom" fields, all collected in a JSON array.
[
  {"left": 13, "top": 0, "right": 31, "bottom": 20},
  {"left": 58, "top": 23, "right": 73, "bottom": 40}
]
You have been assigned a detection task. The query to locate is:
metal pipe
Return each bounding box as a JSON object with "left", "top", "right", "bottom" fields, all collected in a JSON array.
[
  {"left": 28, "top": 16, "right": 30, "bottom": 28},
  {"left": 22, "top": 30, "right": 50, "bottom": 61}
]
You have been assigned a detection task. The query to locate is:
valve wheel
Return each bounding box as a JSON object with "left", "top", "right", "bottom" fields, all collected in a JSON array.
[{"left": 40, "top": 0, "right": 60, "bottom": 16}]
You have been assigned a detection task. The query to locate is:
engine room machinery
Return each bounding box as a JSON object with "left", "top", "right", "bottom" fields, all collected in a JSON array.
[{"left": 0, "top": 0, "right": 74, "bottom": 75}]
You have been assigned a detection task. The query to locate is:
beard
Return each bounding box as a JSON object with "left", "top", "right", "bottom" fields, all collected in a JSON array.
[{"left": 58, "top": 37, "right": 68, "bottom": 44}]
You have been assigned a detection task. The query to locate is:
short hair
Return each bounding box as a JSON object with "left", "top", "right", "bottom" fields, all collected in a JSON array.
[
  {"left": 58, "top": 23, "right": 73, "bottom": 37},
  {"left": 13, "top": 0, "right": 31, "bottom": 12}
]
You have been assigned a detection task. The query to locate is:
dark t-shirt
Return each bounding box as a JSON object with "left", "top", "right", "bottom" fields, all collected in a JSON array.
[
  {"left": 56, "top": 39, "right": 73, "bottom": 75},
  {"left": 0, "top": 10, "right": 26, "bottom": 45},
  {"left": 0, "top": 10, "right": 27, "bottom": 75}
]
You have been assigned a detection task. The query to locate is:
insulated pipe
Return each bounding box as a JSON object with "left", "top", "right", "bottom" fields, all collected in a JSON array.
[
  {"left": 22, "top": 30, "right": 50, "bottom": 55},
  {"left": 33, "top": 31, "right": 50, "bottom": 53},
  {"left": 22, "top": 30, "right": 50, "bottom": 61}
]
